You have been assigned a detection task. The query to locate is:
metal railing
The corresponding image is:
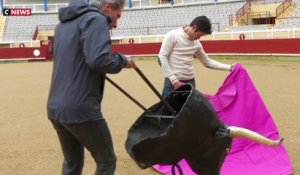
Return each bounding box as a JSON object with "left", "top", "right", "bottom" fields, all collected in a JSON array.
[
  {"left": 276, "top": 0, "right": 292, "bottom": 17},
  {"left": 109, "top": 27, "right": 300, "bottom": 41}
]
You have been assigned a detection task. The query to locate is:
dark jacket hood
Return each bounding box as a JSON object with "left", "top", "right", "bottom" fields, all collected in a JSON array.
[{"left": 58, "top": 0, "right": 99, "bottom": 22}]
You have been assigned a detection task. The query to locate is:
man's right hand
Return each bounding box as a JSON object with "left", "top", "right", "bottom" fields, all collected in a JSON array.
[
  {"left": 172, "top": 79, "right": 183, "bottom": 90},
  {"left": 125, "top": 56, "right": 137, "bottom": 68}
]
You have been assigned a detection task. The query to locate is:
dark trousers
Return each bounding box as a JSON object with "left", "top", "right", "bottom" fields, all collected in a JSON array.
[{"left": 51, "top": 119, "right": 116, "bottom": 175}]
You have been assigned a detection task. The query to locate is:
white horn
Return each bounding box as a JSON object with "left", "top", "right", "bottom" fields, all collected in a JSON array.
[{"left": 228, "top": 126, "right": 283, "bottom": 147}]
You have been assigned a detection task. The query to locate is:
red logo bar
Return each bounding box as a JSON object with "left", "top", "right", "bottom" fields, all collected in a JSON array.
[{"left": 3, "top": 8, "right": 32, "bottom": 16}]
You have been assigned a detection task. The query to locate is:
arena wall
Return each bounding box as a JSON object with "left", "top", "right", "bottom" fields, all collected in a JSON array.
[
  {"left": 112, "top": 38, "right": 300, "bottom": 55},
  {"left": 0, "top": 45, "right": 51, "bottom": 60},
  {"left": 1, "top": 38, "right": 299, "bottom": 60}
]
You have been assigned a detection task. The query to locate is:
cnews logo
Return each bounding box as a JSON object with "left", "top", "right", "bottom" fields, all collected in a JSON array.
[{"left": 2, "top": 8, "right": 32, "bottom": 16}]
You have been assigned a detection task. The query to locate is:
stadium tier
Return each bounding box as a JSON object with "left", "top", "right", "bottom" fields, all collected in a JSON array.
[
  {"left": 113, "top": 1, "right": 245, "bottom": 37},
  {"left": 0, "top": 0, "right": 300, "bottom": 42},
  {"left": 3, "top": 14, "right": 58, "bottom": 41},
  {"left": 4, "top": 0, "right": 68, "bottom": 4},
  {"left": 274, "top": 3, "right": 300, "bottom": 29},
  {"left": 0, "top": 15, "right": 4, "bottom": 38}
]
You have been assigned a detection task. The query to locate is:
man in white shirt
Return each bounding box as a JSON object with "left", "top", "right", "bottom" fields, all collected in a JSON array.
[{"left": 158, "top": 16, "right": 234, "bottom": 97}]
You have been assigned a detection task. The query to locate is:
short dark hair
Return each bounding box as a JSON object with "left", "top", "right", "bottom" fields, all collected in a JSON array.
[{"left": 189, "top": 16, "right": 212, "bottom": 34}]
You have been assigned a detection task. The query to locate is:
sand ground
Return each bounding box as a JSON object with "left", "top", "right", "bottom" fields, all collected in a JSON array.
[{"left": 0, "top": 57, "right": 299, "bottom": 175}]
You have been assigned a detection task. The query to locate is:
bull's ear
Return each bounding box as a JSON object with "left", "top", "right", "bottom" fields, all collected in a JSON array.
[{"left": 204, "top": 81, "right": 236, "bottom": 112}]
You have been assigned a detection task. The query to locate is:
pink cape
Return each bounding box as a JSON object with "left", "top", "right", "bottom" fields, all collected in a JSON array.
[{"left": 153, "top": 64, "right": 293, "bottom": 175}]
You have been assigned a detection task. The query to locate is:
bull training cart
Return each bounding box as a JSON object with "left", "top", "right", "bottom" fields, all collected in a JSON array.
[{"left": 106, "top": 67, "right": 232, "bottom": 175}]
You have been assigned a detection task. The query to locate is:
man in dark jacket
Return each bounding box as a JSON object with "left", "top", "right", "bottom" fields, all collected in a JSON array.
[{"left": 47, "top": 0, "right": 135, "bottom": 174}]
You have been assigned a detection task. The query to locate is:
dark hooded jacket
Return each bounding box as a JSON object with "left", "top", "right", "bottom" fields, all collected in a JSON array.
[{"left": 47, "top": 0, "right": 127, "bottom": 123}]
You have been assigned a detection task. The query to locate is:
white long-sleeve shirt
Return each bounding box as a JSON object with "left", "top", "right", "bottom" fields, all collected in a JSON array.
[{"left": 158, "top": 27, "right": 231, "bottom": 82}]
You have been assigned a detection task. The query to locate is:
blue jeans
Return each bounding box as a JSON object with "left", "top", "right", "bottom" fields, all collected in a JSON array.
[{"left": 162, "top": 78, "right": 195, "bottom": 97}]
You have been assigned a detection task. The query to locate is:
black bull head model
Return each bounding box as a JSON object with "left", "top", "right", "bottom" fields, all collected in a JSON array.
[{"left": 125, "top": 84, "right": 283, "bottom": 175}]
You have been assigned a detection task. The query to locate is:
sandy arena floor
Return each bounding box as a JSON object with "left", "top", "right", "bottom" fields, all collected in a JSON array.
[{"left": 0, "top": 57, "right": 299, "bottom": 175}]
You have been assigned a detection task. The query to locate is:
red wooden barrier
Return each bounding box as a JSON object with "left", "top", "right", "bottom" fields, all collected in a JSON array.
[
  {"left": 1, "top": 39, "right": 299, "bottom": 61},
  {"left": 112, "top": 39, "right": 300, "bottom": 55}
]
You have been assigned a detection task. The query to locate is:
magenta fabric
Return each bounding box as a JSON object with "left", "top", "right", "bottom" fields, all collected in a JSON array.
[{"left": 153, "top": 63, "right": 293, "bottom": 175}]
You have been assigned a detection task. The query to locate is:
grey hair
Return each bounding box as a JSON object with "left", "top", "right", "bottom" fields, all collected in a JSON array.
[{"left": 90, "top": 0, "right": 125, "bottom": 10}]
